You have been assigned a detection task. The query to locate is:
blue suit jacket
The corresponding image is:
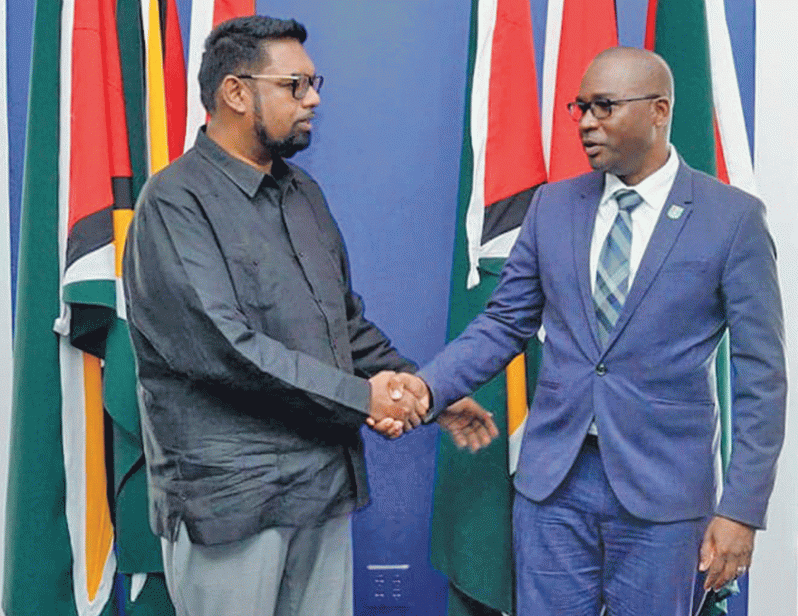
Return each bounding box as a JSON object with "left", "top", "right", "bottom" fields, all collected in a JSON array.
[{"left": 420, "top": 160, "right": 786, "bottom": 528}]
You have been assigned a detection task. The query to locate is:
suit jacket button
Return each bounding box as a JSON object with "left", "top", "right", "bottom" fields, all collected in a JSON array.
[{"left": 595, "top": 363, "right": 607, "bottom": 376}]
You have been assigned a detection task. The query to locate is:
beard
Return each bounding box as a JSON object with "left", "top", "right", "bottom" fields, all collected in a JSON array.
[
  {"left": 255, "top": 123, "right": 311, "bottom": 159},
  {"left": 253, "top": 96, "right": 311, "bottom": 159}
]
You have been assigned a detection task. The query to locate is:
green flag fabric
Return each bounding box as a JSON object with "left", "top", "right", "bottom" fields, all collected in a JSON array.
[
  {"left": 3, "top": 1, "right": 76, "bottom": 614},
  {"left": 430, "top": 0, "right": 547, "bottom": 614},
  {"left": 3, "top": 0, "right": 175, "bottom": 613}
]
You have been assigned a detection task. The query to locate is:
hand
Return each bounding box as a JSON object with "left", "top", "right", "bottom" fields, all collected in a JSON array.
[
  {"left": 699, "top": 515, "right": 755, "bottom": 591},
  {"left": 366, "top": 371, "right": 427, "bottom": 438},
  {"left": 437, "top": 397, "right": 499, "bottom": 452}
]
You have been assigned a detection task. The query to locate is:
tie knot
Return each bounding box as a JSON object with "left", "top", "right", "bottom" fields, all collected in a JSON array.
[{"left": 614, "top": 189, "right": 643, "bottom": 212}]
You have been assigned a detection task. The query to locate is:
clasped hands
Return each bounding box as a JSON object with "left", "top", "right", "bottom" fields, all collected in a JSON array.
[{"left": 366, "top": 371, "right": 499, "bottom": 452}]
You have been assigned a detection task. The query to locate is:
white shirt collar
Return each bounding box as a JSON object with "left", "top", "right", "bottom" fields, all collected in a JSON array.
[{"left": 600, "top": 145, "right": 680, "bottom": 211}]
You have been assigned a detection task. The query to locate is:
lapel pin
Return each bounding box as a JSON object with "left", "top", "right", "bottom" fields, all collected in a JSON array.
[{"left": 667, "top": 204, "right": 684, "bottom": 220}]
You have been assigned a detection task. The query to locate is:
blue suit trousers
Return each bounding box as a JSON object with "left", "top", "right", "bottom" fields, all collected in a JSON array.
[{"left": 513, "top": 437, "right": 708, "bottom": 615}]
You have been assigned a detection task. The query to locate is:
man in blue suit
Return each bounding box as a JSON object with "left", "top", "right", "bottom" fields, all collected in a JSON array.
[{"left": 394, "top": 47, "right": 786, "bottom": 614}]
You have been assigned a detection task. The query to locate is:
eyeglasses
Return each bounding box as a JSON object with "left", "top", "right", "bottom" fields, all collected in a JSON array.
[
  {"left": 236, "top": 74, "right": 324, "bottom": 100},
  {"left": 566, "top": 95, "right": 662, "bottom": 121}
]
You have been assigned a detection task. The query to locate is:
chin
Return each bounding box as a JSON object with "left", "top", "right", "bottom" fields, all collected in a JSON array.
[{"left": 586, "top": 156, "right": 606, "bottom": 171}]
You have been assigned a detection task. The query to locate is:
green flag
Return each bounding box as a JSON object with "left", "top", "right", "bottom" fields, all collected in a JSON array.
[
  {"left": 3, "top": 0, "right": 80, "bottom": 613},
  {"left": 430, "top": 1, "right": 547, "bottom": 614}
]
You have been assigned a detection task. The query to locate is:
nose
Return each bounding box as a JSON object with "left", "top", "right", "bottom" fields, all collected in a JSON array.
[
  {"left": 578, "top": 106, "right": 599, "bottom": 132},
  {"left": 302, "top": 84, "right": 321, "bottom": 107}
]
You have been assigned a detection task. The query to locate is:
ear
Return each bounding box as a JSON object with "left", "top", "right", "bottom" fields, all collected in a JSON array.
[
  {"left": 217, "top": 75, "right": 250, "bottom": 115},
  {"left": 652, "top": 97, "right": 671, "bottom": 128}
]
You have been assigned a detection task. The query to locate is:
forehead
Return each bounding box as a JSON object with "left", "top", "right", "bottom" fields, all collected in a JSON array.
[
  {"left": 258, "top": 38, "right": 315, "bottom": 74},
  {"left": 578, "top": 57, "right": 643, "bottom": 99}
]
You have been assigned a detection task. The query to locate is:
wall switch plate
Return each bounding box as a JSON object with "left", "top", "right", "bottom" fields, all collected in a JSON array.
[{"left": 366, "top": 563, "right": 410, "bottom": 606}]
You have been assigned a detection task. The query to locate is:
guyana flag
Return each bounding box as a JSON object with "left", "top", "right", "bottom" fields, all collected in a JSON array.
[
  {"left": 429, "top": 1, "right": 547, "bottom": 614},
  {"left": 4, "top": 1, "right": 252, "bottom": 615}
]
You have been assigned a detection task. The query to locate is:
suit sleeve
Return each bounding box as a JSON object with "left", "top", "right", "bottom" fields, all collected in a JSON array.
[
  {"left": 715, "top": 198, "right": 786, "bottom": 529},
  {"left": 123, "top": 177, "right": 373, "bottom": 428},
  {"left": 419, "top": 187, "right": 546, "bottom": 419}
]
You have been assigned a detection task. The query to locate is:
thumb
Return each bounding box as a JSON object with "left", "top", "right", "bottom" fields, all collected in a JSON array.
[{"left": 386, "top": 375, "right": 404, "bottom": 401}]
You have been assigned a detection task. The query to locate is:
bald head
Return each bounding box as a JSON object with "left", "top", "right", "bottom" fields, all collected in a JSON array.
[
  {"left": 575, "top": 47, "right": 674, "bottom": 185},
  {"left": 588, "top": 47, "right": 674, "bottom": 104}
]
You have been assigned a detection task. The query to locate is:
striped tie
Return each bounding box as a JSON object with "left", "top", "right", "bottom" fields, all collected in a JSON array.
[{"left": 594, "top": 189, "right": 643, "bottom": 347}]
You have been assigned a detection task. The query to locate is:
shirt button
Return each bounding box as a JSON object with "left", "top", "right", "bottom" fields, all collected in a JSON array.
[{"left": 595, "top": 363, "right": 607, "bottom": 376}]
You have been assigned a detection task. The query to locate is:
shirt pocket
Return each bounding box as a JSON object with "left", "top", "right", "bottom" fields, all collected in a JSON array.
[{"left": 226, "top": 245, "right": 280, "bottom": 314}]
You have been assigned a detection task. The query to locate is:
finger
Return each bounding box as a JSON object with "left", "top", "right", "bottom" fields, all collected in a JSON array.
[
  {"left": 371, "top": 417, "right": 396, "bottom": 434},
  {"left": 714, "top": 558, "right": 740, "bottom": 591},
  {"left": 444, "top": 424, "right": 468, "bottom": 448},
  {"left": 484, "top": 414, "right": 500, "bottom": 437},
  {"left": 474, "top": 424, "right": 494, "bottom": 448},
  {"left": 407, "top": 400, "right": 424, "bottom": 427},
  {"left": 365, "top": 417, "right": 376, "bottom": 427},
  {"left": 398, "top": 373, "right": 429, "bottom": 403},
  {"left": 699, "top": 532, "right": 714, "bottom": 572},
  {"left": 451, "top": 430, "right": 468, "bottom": 449},
  {"left": 467, "top": 428, "right": 483, "bottom": 453},
  {"left": 390, "top": 419, "right": 404, "bottom": 438},
  {"left": 703, "top": 554, "right": 727, "bottom": 591}
]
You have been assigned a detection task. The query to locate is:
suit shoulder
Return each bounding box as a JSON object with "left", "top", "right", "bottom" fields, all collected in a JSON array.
[{"left": 689, "top": 167, "right": 765, "bottom": 214}]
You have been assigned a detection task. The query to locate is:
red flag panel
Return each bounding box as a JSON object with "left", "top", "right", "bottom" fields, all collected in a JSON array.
[
  {"left": 548, "top": 0, "right": 618, "bottom": 182},
  {"left": 213, "top": 0, "right": 256, "bottom": 26},
  {"left": 485, "top": 0, "right": 547, "bottom": 206}
]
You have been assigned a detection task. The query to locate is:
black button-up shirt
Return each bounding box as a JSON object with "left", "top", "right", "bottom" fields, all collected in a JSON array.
[{"left": 123, "top": 129, "right": 414, "bottom": 545}]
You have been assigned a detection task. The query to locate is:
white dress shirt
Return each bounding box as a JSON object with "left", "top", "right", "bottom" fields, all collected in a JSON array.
[
  {"left": 590, "top": 145, "right": 680, "bottom": 294},
  {"left": 587, "top": 145, "right": 679, "bottom": 437}
]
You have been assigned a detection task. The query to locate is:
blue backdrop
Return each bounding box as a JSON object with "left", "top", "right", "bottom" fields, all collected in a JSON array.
[{"left": 5, "top": 0, "right": 756, "bottom": 613}]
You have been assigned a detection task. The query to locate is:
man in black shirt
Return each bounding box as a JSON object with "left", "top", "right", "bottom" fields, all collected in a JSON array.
[{"left": 122, "top": 15, "right": 497, "bottom": 616}]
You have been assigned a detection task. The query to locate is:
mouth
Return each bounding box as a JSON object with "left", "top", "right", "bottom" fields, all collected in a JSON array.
[
  {"left": 582, "top": 141, "right": 603, "bottom": 157},
  {"left": 296, "top": 115, "right": 314, "bottom": 130}
]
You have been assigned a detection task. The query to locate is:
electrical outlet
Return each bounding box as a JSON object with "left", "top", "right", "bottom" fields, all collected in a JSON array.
[{"left": 366, "top": 563, "right": 410, "bottom": 605}]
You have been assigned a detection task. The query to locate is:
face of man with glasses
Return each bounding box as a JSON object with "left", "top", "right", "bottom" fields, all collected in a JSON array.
[
  {"left": 237, "top": 38, "right": 324, "bottom": 159},
  {"left": 569, "top": 52, "right": 671, "bottom": 186}
]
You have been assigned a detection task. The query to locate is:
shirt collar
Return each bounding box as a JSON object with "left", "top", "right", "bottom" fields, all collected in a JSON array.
[
  {"left": 600, "top": 144, "right": 680, "bottom": 210},
  {"left": 194, "top": 127, "right": 295, "bottom": 198}
]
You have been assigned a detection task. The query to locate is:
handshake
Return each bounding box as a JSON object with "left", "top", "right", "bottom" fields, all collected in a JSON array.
[{"left": 365, "top": 371, "right": 499, "bottom": 452}]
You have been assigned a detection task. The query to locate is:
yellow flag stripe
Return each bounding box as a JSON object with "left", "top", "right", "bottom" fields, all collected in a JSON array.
[
  {"left": 146, "top": 0, "right": 170, "bottom": 174},
  {"left": 506, "top": 353, "right": 528, "bottom": 435},
  {"left": 113, "top": 208, "right": 134, "bottom": 277},
  {"left": 82, "top": 352, "right": 114, "bottom": 602}
]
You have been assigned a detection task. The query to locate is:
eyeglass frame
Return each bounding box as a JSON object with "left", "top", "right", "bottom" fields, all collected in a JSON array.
[
  {"left": 566, "top": 94, "right": 664, "bottom": 121},
  {"left": 235, "top": 73, "right": 324, "bottom": 100}
]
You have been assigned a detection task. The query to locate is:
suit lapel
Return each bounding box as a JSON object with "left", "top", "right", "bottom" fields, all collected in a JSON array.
[
  {"left": 572, "top": 173, "right": 604, "bottom": 353},
  {"left": 603, "top": 161, "right": 695, "bottom": 352}
]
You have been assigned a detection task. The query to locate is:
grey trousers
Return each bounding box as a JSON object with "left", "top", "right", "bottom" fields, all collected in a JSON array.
[{"left": 161, "top": 515, "right": 353, "bottom": 616}]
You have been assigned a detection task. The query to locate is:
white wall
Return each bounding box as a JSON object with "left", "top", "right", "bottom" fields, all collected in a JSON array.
[{"left": 751, "top": 2, "right": 798, "bottom": 613}]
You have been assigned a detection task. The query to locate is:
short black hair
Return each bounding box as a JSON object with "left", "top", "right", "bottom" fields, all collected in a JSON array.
[{"left": 198, "top": 15, "right": 307, "bottom": 113}]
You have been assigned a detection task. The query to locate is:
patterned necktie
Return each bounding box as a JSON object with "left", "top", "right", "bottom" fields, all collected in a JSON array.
[{"left": 594, "top": 188, "right": 644, "bottom": 347}]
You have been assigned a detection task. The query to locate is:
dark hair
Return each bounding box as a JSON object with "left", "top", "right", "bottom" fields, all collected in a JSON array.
[{"left": 198, "top": 15, "right": 307, "bottom": 113}]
